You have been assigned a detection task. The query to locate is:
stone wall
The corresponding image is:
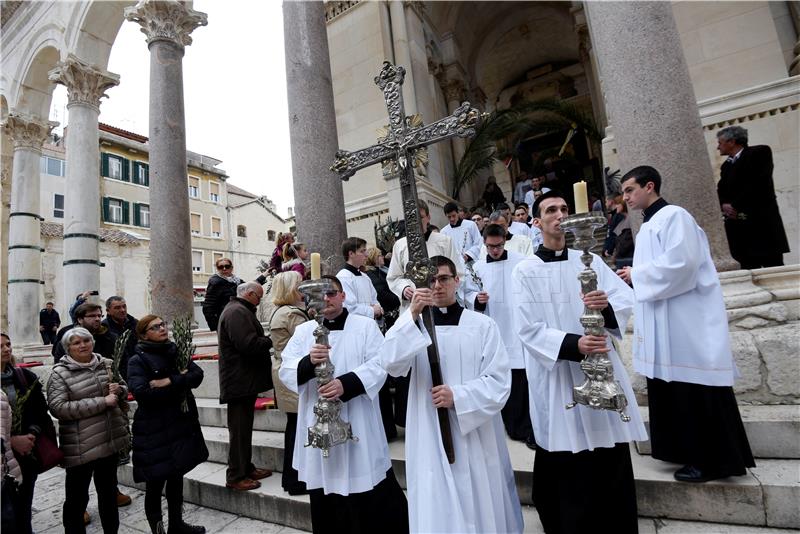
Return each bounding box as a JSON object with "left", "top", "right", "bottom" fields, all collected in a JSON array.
[{"left": 619, "top": 265, "right": 800, "bottom": 405}]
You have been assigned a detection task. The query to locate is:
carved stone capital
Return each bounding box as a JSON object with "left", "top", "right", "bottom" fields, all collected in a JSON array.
[
  {"left": 48, "top": 55, "right": 120, "bottom": 111},
  {"left": 124, "top": 0, "right": 207, "bottom": 49},
  {"left": 443, "top": 79, "right": 466, "bottom": 103},
  {"left": 2, "top": 113, "right": 57, "bottom": 151}
]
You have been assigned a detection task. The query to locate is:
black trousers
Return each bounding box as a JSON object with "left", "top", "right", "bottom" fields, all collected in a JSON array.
[
  {"left": 226, "top": 395, "right": 257, "bottom": 484},
  {"left": 501, "top": 368, "right": 534, "bottom": 441},
  {"left": 63, "top": 453, "right": 119, "bottom": 534},
  {"left": 533, "top": 443, "right": 638, "bottom": 534},
  {"left": 309, "top": 469, "right": 408, "bottom": 534},
  {"left": 40, "top": 329, "right": 57, "bottom": 345},
  {"left": 144, "top": 475, "right": 184, "bottom": 524},
  {"left": 647, "top": 377, "right": 755, "bottom": 475},
  {"left": 282, "top": 412, "right": 306, "bottom": 494},
  {"left": 13, "top": 459, "right": 38, "bottom": 534},
  {"left": 736, "top": 252, "right": 784, "bottom": 270},
  {"left": 378, "top": 380, "right": 398, "bottom": 440}
]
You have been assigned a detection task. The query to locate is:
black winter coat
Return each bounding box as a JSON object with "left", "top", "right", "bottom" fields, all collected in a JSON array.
[
  {"left": 102, "top": 314, "right": 139, "bottom": 380},
  {"left": 127, "top": 341, "right": 208, "bottom": 482},
  {"left": 202, "top": 274, "right": 267, "bottom": 331},
  {"left": 1, "top": 365, "right": 57, "bottom": 470}
]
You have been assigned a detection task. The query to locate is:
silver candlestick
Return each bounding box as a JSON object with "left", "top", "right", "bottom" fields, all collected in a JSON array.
[
  {"left": 561, "top": 212, "right": 630, "bottom": 422},
  {"left": 298, "top": 278, "right": 357, "bottom": 457}
]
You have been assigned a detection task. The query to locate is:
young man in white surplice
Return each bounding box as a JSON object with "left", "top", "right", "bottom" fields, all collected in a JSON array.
[
  {"left": 279, "top": 275, "right": 408, "bottom": 534},
  {"left": 336, "top": 237, "right": 382, "bottom": 320},
  {"left": 382, "top": 255, "right": 523, "bottom": 534},
  {"left": 440, "top": 201, "right": 483, "bottom": 263},
  {"left": 513, "top": 190, "right": 647, "bottom": 534}
]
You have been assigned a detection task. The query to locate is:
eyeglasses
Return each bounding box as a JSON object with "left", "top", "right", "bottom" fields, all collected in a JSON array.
[
  {"left": 147, "top": 322, "right": 167, "bottom": 332},
  {"left": 430, "top": 275, "right": 454, "bottom": 285},
  {"left": 485, "top": 242, "right": 505, "bottom": 250},
  {"left": 323, "top": 290, "right": 341, "bottom": 297},
  {"left": 218, "top": 264, "right": 233, "bottom": 270}
]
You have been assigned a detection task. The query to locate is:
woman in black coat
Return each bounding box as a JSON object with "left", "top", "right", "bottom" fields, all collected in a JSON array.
[
  {"left": 128, "top": 315, "right": 208, "bottom": 534},
  {"left": 201, "top": 258, "right": 267, "bottom": 331}
]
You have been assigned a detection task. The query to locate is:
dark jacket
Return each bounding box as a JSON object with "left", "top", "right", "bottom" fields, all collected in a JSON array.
[
  {"left": 102, "top": 314, "right": 139, "bottom": 380},
  {"left": 217, "top": 298, "right": 273, "bottom": 404},
  {"left": 0, "top": 365, "right": 57, "bottom": 469},
  {"left": 202, "top": 274, "right": 267, "bottom": 331},
  {"left": 52, "top": 324, "right": 116, "bottom": 364},
  {"left": 127, "top": 341, "right": 208, "bottom": 482},
  {"left": 39, "top": 309, "right": 60, "bottom": 329},
  {"left": 718, "top": 145, "right": 790, "bottom": 261},
  {"left": 366, "top": 267, "right": 400, "bottom": 331}
]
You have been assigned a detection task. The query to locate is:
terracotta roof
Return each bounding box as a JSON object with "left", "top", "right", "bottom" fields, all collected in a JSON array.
[
  {"left": 226, "top": 182, "right": 258, "bottom": 199},
  {"left": 41, "top": 222, "right": 142, "bottom": 245},
  {"left": 99, "top": 123, "right": 148, "bottom": 143}
]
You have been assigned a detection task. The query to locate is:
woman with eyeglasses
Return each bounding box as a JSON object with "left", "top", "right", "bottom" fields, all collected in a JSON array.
[
  {"left": 202, "top": 258, "right": 267, "bottom": 331},
  {"left": 127, "top": 315, "right": 208, "bottom": 534}
]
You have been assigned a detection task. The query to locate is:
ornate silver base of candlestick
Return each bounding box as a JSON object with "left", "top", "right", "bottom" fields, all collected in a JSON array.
[
  {"left": 560, "top": 212, "right": 630, "bottom": 422},
  {"left": 298, "top": 278, "right": 357, "bottom": 457}
]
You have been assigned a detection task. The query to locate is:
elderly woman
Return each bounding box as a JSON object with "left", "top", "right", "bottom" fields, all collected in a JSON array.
[
  {"left": 1, "top": 332, "right": 56, "bottom": 534},
  {"left": 47, "top": 327, "right": 129, "bottom": 534},
  {"left": 128, "top": 315, "right": 208, "bottom": 534},
  {"left": 268, "top": 271, "right": 309, "bottom": 495},
  {"left": 202, "top": 257, "right": 267, "bottom": 331}
]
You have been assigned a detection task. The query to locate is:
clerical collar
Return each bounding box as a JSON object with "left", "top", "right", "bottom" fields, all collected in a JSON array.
[
  {"left": 642, "top": 197, "right": 669, "bottom": 223},
  {"left": 505, "top": 232, "right": 514, "bottom": 240},
  {"left": 449, "top": 219, "right": 462, "bottom": 228},
  {"left": 424, "top": 226, "right": 434, "bottom": 241},
  {"left": 486, "top": 250, "right": 508, "bottom": 263},
  {"left": 343, "top": 263, "right": 361, "bottom": 276},
  {"left": 536, "top": 246, "right": 568, "bottom": 262},
  {"left": 323, "top": 308, "right": 348, "bottom": 331},
  {"left": 432, "top": 302, "right": 463, "bottom": 326}
]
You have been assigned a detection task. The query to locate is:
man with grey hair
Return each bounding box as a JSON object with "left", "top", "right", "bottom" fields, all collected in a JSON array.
[
  {"left": 716, "top": 125, "right": 789, "bottom": 268},
  {"left": 478, "top": 211, "right": 535, "bottom": 257},
  {"left": 218, "top": 280, "right": 274, "bottom": 491}
]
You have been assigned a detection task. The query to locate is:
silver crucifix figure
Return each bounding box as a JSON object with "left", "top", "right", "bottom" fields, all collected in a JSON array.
[{"left": 331, "top": 61, "right": 481, "bottom": 463}]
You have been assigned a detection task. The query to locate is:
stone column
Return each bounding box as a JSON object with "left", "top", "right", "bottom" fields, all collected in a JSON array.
[
  {"left": 585, "top": 2, "right": 736, "bottom": 270},
  {"left": 2, "top": 113, "right": 57, "bottom": 344},
  {"left": 125, "top": 0, "right": 206, "bottom": 320},
  {"left": 283, "top": 1, "right": 347, "bottom": 265},
  {"left": 49, "top": 55, "right": 120, "bottom": 305}
]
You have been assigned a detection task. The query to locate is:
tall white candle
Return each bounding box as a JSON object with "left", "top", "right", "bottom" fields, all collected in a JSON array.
[
  {"left": 310, "top": 253, "right": 321, "bottom": 279},
  {"left": 573, "top": 181, "right": 589, "bottom": 214}
]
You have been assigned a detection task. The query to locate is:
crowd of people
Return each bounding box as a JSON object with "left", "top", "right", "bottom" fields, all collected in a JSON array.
[{"left": 3, "top": 151, "right": 784, "bottom": 534}]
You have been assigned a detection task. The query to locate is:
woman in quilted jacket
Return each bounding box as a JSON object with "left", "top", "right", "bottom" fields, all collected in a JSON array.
[{"left": 47, "top": 327, "right": 129, "bottom": 534}]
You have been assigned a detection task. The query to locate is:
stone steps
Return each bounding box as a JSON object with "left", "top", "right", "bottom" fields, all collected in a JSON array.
[
  {"left": 185, "top": 423, "right": 799, "bottom": 529},
  {"left": 116, "top": 460, "right": 796, "bottom": 534}
]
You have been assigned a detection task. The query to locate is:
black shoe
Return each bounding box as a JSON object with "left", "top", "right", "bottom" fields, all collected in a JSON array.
[
  {"left": 673, "top": 465, "right": 724, "bottom": 483},
  {"left": 168, "top": 521, "right": 206, "bottom": 534}
]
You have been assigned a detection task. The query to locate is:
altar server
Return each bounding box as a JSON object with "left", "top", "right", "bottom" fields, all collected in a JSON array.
[
  {"left": 618, "top": 166, "right": 754, "bottom": 483},
  {"left": 280, "top": 275, "right": 408, "bottom": 534},
  {"left": 513, "top": 190, "right": 647, "bottom": 533},
  {"left": 478, "top": 212, "right": 534, "bottom": 258},
  {"left": 383, "top": 256, "right": 523, "bottom": 534},
  {"left": 440, "top": 202, "right": 483, "bottom": 262},
  {"left": 464, "top": 224, "right": 534, "bottom": 447},
  {"left": 337, "top": 237, "right": 382, "bottom": 319}
]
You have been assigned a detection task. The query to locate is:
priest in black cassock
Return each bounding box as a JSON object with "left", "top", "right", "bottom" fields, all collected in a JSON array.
[
  {"left": 618, "top": 166, "right": 755, "bottom": 483},
  {"left": 513, "top": 191, "right": 647, "bottom": 534}
]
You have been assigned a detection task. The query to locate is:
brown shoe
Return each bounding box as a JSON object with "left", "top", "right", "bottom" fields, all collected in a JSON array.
[
  {"left": 248, "top": 467, "right": 272, "bottom": 481},
  {"left": 225, "top": 478, "right": 261, "bottom": 491},
  {"left": 116, "top": 489, "right": 132, "bottom": 507}
]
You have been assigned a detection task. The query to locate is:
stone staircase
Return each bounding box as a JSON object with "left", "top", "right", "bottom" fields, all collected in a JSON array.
[{"left": 111, "top": 398, "right": 798, "bottom": 533}]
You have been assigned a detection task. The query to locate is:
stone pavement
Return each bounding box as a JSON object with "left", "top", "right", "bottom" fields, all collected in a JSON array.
[{"left": 30, "top": 466, "right": 305, "bottom": 534}]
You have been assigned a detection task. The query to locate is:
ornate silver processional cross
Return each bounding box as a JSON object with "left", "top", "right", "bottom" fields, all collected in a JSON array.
[{"left": 330, "top": 61, "right": 481, "bottom": 463}]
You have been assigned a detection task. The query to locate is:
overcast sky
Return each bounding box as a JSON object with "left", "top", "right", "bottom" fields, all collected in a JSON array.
[{"left": 51, "top": 0, "right": 295, "bottom": 217}]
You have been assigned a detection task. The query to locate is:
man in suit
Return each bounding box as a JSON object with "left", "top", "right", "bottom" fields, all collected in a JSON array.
[{"left": 716, "top": 126, "right": 789, "bottom": 269}]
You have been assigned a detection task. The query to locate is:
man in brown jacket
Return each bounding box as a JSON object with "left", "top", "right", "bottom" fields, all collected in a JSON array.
[{"left": 217, "top": 281, "right": 274, "bottom": 491}]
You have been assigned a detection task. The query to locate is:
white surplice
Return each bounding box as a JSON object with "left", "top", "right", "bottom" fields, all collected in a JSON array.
[
  {"left": 387, "top": 232, "right": 466, "bottom": 311},
  {"left": 382, "top": 309, "right": 523, "bottom": 534},
  {"left": 512, "top": 252, "right": 648, "bottom": 452},
  {"left": 464, "top": 250, "right": 527, "bottom": 369},
  {"left": 336, "top": 268, "right": 379, "bottom": 319},
  {"left": 279, "top": 313, "right": 390, "bottom": 495},
  {"left": 479, "top": 233, "right": 534, "bottom": 258},
  {"left": 631, "top": 204, "right": 737, "bottom": 386},
  {"left": 441, "top": 218, "right": 483, "bottom": 261}
]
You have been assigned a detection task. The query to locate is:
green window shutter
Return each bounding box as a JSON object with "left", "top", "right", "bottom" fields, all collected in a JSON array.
[
  {"left": 122, "top": 157, "right": 130, "bottom": 182},
  {"left": 133, "top": 203, "right": 140, "bottom": 226},
  {"left": 122, "top": 201, "right": 130, "bottom": 225},
  {"left": 102, "top": 197, "right": 110, "bottom": 222},
  {"left": 101, "top": 153, "right": 109, "bottom": 177},
  {"left": 132, "top": 162, "right": 139, "bottom": 184},
  {"left": 143, "top": 163, "right": 149, "bottom": 187}
]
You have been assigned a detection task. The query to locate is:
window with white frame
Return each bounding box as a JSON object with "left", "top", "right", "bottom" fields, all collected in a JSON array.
[
  {"left": 41, "top": 156, "right": 66, "bottom": 177},
  {"left": 192, "top": 250, "right": 203, "bottom": 272},
  {"left": 211, "top": 217, "right": 222, "bottom": 238},
  {"left": 54, "top": 194, "right": 64, "bottom": 218},
  {"left": 188, "top": 176, "right": 200, "bottom": 198},
  {"left": 190, "top": 213, "right": 201, "bottom": 235},
  {"left": 209, "top": 182, "right": 220, "bottom": 203},
  {"left": 138, "top": 204, "right": 150, "bottom": 228},
  {"left": 108, "top": 199, "right": 124, "bottom": 223},
  {"left": 108, "top": 157, "right": 123, "bottom": 179}
]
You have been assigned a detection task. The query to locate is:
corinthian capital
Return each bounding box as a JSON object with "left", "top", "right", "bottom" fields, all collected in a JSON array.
[
  {"left": 1, "top": 113, "right": 58, "bottom": 151},
  {"left": 48, "top": 55, "right": 120, "bottom": 111},
  {"left": 124, "top": 0, "right": 207, "bottom": 49}
]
